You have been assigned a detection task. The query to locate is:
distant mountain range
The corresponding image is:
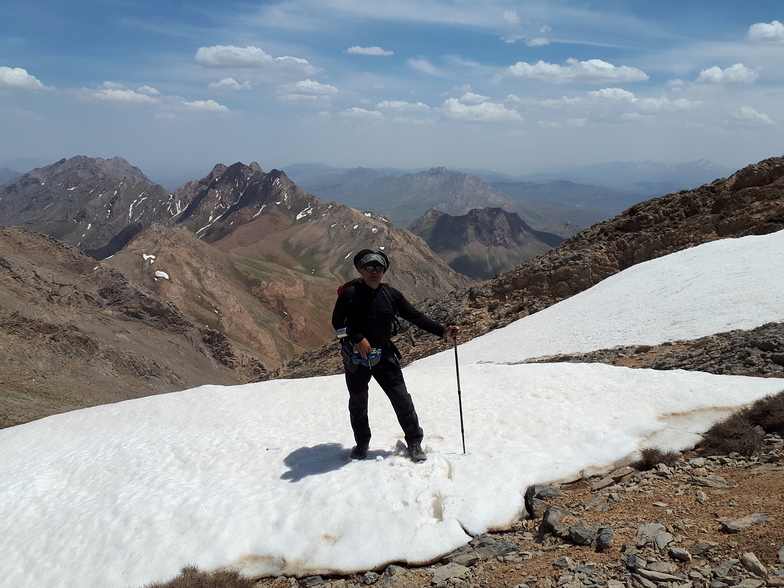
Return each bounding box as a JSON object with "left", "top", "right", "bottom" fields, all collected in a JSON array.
[
  {"left": 0, "top": 156, "right": 740, "bottom": 308},
  {"left": 1, "top": 154, "right": 782, "bottom": 427},
  {"left": 506, "top": 159, "right": 733, "bottom": 194},
  {"left": 283, "top": 159, "right": 735, "bottom": 235}
]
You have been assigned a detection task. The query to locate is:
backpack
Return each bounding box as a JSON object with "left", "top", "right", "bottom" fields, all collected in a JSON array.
[{"left": 336, "top": 278, "right": 414, "bottom": 348}]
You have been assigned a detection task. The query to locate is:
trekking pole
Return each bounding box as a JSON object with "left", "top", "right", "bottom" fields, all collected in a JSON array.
[{"left": 452, "top": 336, "right": 466, "bottom": 454}]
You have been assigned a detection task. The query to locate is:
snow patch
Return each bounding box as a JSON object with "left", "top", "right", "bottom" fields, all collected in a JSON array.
[{"left": 296, "top": 206, "right": 314, "bottom": 220}]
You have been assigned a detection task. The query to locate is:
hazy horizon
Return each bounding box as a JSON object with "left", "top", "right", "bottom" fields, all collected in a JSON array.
[{"left": 2, "top": 1, "right": 783, "bottom": 182}]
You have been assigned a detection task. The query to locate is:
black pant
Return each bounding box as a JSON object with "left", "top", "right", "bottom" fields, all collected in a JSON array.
[{"left": 345, "top": 354, "right": 423, "bottom": 446}]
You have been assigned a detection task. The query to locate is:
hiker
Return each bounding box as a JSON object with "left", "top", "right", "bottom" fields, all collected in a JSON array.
[{"left": 332, "top": 249, "right": 460, "bottom": 462}]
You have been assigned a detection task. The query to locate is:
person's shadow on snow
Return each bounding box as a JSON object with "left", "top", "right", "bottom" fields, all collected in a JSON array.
[{"left": 280, "top": 443, "right": 351, "bottom": 482}]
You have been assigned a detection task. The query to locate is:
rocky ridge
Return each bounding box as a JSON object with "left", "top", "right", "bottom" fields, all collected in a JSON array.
[
  {"left": 0, "top": 156, "right": 177, "bottom": 258},
  {"left": 527, "top": 322, "right": 784, "bottom": 379}
]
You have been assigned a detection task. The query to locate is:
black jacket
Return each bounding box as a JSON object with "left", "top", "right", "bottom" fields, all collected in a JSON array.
[{"left": 332, "top": 281, "right": 445, "bottom": 349}]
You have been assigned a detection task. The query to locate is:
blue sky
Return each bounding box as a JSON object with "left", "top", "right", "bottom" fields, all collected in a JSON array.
[{"left": 1, "top": 1, "right": 783, "bottom": 186}]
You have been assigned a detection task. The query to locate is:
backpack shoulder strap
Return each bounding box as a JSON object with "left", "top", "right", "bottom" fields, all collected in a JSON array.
[{"left": 337, "top": 277, "right": 364, "bottom": 297}]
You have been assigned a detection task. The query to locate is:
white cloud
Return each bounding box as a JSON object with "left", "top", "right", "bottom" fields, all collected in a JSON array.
[
  {"left": 346, "top": 46, "right": 394, "bottom": 56},
  {"left": 137, "top": 85, "right": 161, "bottom": 96},
  {"left": 182, "top": 99, "right": 229, "bottom": 113},
  {"left": 501, "top": 34, "right": 525, "bottom": 44},
  {"left": 194, "top": 45, "right": 320, "bottom": 76},
  {"left": 278, "top": 79, "right": 338, "bottom": 95},
  {"left": 588, "top": 88, "right": 637, "bottom": 102},
  {"left": 459, "top": 91, "right": 490, "bottom": 106},
  {"left": 408, "top": 58, "right": 447, "bottom": 77},
  {"left": 498, "top": 58, "right": 649, "bottom": 84},
  {"left": 338, "top": 107, "right": 384, "bottom": 120},
  {"left": 588, "top": 87, "right": 701, "bottom": 114},
  {"left": 503, "top": 10, "right": 520, "bottom": 25},
  {"left": 635, "top": 97, "right": 702, "bottom": 113},
  {"left": 527, "top": 38, "right": 550, "bottom": 47},
  {"left": 747, "top": 20, "right": 784, "bottom": 44},
  {"left": 731, "top": 105, "right": 774, "bottom": 126},
  {"left": 86, "top": 83, "right": 160, "bottom": 104},
  {"left": 208, "top": 78, "right": 252, "bottom": 91},
  {"left": 696, "top": 63, "right": 760, "bottom": 85},
  {"left": 439, "top": 94, "right": 523, "bottom": 122},
  {"left": 375, "top": 100, "right": 430, "bottom": 112},
  {"left": 0, "top": 66, "right": 47, "bottom": 91},
  {"left": 528, "top": 95, "right": 586, "bottom": 109},
  {"left": 277, "top": 80, "right": 338, "bottom": 107}
]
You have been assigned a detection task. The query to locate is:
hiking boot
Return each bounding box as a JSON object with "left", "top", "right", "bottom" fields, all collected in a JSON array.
[
  {"left": 408, "top": 443, "right": 426, "bottom": 462},
  {"left": 350, "top": 443, "right": 369, "bottom": 460}
]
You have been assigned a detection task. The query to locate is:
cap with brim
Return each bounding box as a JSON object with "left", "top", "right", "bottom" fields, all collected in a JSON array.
[{"left": 358, "top": 253, "right": 387, "bottom": 270}]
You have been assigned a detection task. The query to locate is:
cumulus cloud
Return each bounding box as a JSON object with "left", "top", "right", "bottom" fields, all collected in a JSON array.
[
  {"left": 182, "top": 99, "right": 229, "bottom": 113},
  {"left": 696, "top": 63, "right": 760, "bottom": 85},
  {"left": 497, "top": 58, "right": 649, "bottom": 84},
  {"left": 588, "top": 87, "right": 702, "bottom": 113},
  {"left": 278, "top": 79, "right": 338, "bottom": 95},
  {"left": 85, "top": 83, "right": 160, "bottom": 104},
  {"left": 277, "top": 79, "right": 338, "bottom": 107},
  {"left": 208, "top": 78, "right": 252, "bottom": 90},
  {"left": 0, "top": 66, "right": 47, "bottom": 90},
  {"left": 732, "top": 105, "right": 774, "bottom": 125},
  {"left": 747, "top": 20, "right": 784, "bottom": 44},
  {"left": 439, "top": 93, "right": 523, "bottom": 122},
  {"left": 346, "top": 46, "right": 394, "bottom": 56},
  {"left": 194, "top": 45, "right": 320, "bottom": 76},
  {"left": 588, "top": 88, "right": 637, "bottom": 102},
  {"left": 338, "top": 107, "right": 384, "bottom": 120},
  {"left": 375, "top": 100, "right": 430, "bottom": 112}
]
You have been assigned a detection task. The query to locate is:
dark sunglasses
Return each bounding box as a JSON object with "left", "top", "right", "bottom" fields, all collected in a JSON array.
[{"left": 362, "top": 264, "right": 385, "bottom": 273}]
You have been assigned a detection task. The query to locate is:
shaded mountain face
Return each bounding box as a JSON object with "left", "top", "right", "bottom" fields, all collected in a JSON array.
[
  {"left": 0, "top": 156, "right": 178, "bottom": 258},
  {"left": 409, "top": 207, "right": 564, "bottom": 280},
  {"left": 0, "top": 168, "right": 21, "bottom": 185},
  {"left": 289, "top": 166, "right": 562, "bottom": 232},
  {"left": 285, "top": 156, "right": 784, "bottom": 379},
  {"left": 0, "top": 226, "right": 267, "bottom": 428}
]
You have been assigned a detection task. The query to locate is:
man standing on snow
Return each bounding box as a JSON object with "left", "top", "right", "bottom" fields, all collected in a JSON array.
[{"left": 332, "top": 249, "right": 460, "bottom": 462}]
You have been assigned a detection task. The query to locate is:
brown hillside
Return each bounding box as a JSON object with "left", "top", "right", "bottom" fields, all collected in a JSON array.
[{"left": 0, "top": 227, "right": 266, "bottom": 428}]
